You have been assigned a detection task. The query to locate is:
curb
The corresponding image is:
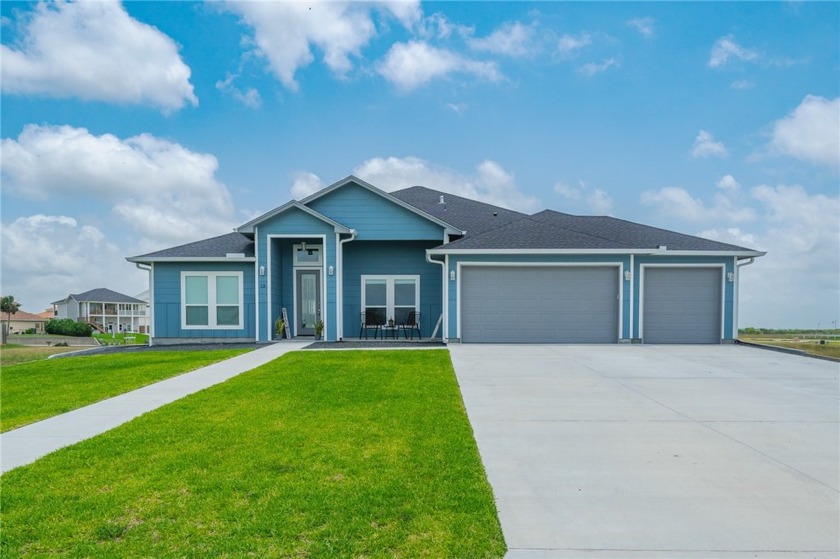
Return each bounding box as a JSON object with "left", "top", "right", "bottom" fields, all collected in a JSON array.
[{"left": 735, "top": 339, "right": 840, "bottom": 363}]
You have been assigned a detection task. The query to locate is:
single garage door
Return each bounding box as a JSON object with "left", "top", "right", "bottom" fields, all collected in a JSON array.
[
  {"left": 460, "top": 266, "right": 619, "bottom": 343},
  {"left": 642, "top": 267, "right": 722, "bottom": 344}
]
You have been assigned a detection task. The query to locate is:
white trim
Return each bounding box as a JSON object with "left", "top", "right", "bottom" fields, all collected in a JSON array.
[
  {"left": 335, "top": 233, "right": 341, "bottom": 339},
  {"left": 455, "top": 261, "right": 623, "bottom": 342},
  {"left": 629, "top": 254, "right": 634, "bottom": 339},
  {"left": 127, "top": 257, "right": 256, "bottom": 263},
  {"left": 150, "top": 262, "right": 155, "bottom": 340},
  {"left": 429, "top": 248, "right": 766, "bottom": 257},
  {"left": 265, "top": 234, "right": 328, "bottom": 339},
  {"left": 180, "top": 271, "right": 245, "bottom": 330},
  {"left": 638, "top": 263, "right": 726, "bottom": 342},
  {"left": 237, "top": 200, "right": 352, "bottom": 234},
  {"left": 360, "top": 275, "right": 420, "bottom": 326},
  {"left": 443, "top": 254, "right": 449, "bottom": 340},
  {"left": 255, "top": 227, "right": 260, "bottom": 341}
]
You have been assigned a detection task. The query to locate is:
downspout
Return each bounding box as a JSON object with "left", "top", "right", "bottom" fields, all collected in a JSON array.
[
  {"left": 734, "top": 257, "right": 756, "bottom": 338},
  {"left": 338, "top": 229, "right": 357, "bottom": 340},
  {"left": 134, "top": 263, "right": 152, "bottom": 346},
  {"left": 426, "top": 252, "right": 447, "bottom": 342}
]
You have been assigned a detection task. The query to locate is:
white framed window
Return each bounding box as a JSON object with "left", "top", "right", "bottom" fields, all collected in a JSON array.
[
  {"left": 361, "top": 275, "right": 419, "bottom": 325},
  {"left": 293, "top": 244, "right": 323, "bottom": 266},
  {"left": 181, "top": 272, "right": 244, "bottom": 329}
]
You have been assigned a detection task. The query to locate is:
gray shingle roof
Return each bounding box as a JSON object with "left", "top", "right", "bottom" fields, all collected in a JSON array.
[
  {"left": 530, "top": 210, "right": 753, "bottom": 251},
  {"left": 129, "top": 232, "right": 255, "bottom": 259},
  {"left": 390, "top": 186, "right": 526, "bottom": 236},
  {"left": 65, "top": 288, "right": 145, "bottom": 304}
]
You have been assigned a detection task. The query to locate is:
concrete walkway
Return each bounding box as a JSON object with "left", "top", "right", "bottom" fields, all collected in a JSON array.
[
  {"left": 450, "top": 344, "right": 840, "bottom": 559},
  {"left": 1, "top": 342, "right": 309, "bottom": 474}
]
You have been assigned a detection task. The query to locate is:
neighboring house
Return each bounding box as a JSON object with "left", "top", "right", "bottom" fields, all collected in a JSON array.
[
  {"left": 127, "top": 176, "right": 765, "bottom": 345},
  {"left": 51, "top": 288, "right": 148, "bottom": 333},
  {"left": 4, "top": 310, "right": 47, "bottom": 334}
]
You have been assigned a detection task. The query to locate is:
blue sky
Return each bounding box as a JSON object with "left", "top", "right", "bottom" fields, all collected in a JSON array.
[{"left": 1, "top": 1, "right": 838, "bottom": 328}]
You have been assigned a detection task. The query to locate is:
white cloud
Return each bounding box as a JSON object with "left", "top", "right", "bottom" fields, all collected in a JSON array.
[
  {"left": 557, "top": 32, "right": 592, "bottom": 56},
  {"left": 627, "top": 17, "right": 654, "bottom": 38},
  {"left": 225, "top": 1, "right": 420, "bottom": 90},
  {"left": 717, "top": 174, "right": 740, "bottom": 190},
  {"left": 708, "top": 35, "right": 760, "bottom": 68},
  {"left": 418, "top": 12, "right": 473, "bottom": 41},
  {"left": 1, "top": 1, "right": 196, "bottom": 112},
  {"left": 1, "top": 214, "right": 145, "bottom": 312},
  {"left": 640, "top": 183, "right": 755, "bottom": 223},
  {"left": 216, "top": 73, "right": 262, "bottom": 108},
  {"left": 352, "top": 156, "right": 540, "bottom": 212},
  {"left": 291, "top": 172, "right": 324, "bottom": 199},
  {"left": 1, "top": 124, "right": 235, "bottom": 248},
  {"left": 445, "top": 102, "right": 468, "bottom": 115},
  {"left": 377, "top": 41, "right": 503, "bottom": 91},
  {"left": 769, "top": 95, "right": 840, "bottom": 168},
  {"left": 691, "top": 130, "right": 728, "bottom": 158},
  {"left": 554, "top": 181, "right": 614, "bottom": 214},
  {"left": 468, "top": 21, "right": 536, "bottom": 57},
  {"left": 578, "top": 58, "right": 618, "bottom": 76}
]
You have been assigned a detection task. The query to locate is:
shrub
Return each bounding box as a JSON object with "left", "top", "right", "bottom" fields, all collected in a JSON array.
[
  {"left": 45, "top": 319, "right": 93, "bottom": 337},
  {"left": 24, "top": 328, "right": 36, "bottom": 335}
]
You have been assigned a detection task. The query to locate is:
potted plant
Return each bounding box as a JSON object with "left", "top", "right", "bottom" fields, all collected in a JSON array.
[
  {"left": 275, "top": 317, "right": 285, "bottom": 339},
  {"left": 387, "top": 317, "right": 394, "bottom": 328},
  {"left": 314, "top": 320, "right": 324, "bottom": 340}
]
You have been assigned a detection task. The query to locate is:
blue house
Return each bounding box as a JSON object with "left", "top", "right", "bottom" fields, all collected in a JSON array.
[{"left": 127, "top": 176, "right": 765, "bottom": 345}]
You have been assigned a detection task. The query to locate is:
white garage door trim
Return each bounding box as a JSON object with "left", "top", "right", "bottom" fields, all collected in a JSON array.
[
  {"left": 456, "top": 262, "right": 625, "bottom": 342},
  {"left": 639, "top": 263, "right": 725, "bottom": 343}
]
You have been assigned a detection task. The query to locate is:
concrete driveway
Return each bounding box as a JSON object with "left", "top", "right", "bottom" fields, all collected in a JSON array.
[{"left": 448, "top": 344, "right": 839, "bottom": 558}]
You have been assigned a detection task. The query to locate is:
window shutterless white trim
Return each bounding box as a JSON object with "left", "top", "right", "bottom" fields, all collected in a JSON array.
[
  {"left": 180, "top": 271, "right": 244, "bottom": 330},
  {"left": 455, "top": 261, "right": 624, "bottom": 341},
  {"left": 254, "top": 227, "right": 260, "bottom": 341},
  {"left": 360, "top": 275, "right": 420, "bottom": 325},
  {"left": 638, "top": 264, "right": 725, "bottom": 341},
  {"left": 293, "top": 243, "right": 323, "bottom": 266}
]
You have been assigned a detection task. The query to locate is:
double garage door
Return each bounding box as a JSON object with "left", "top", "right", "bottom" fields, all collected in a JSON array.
[
  {"left": 459, "top": 265, "right": 723, "bottom": 344},
  {"left": 460, "top": 266, "right": 619, "bottom": 343}
]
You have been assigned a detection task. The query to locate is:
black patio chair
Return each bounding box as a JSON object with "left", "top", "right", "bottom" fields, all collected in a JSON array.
[
  {"left": 359, "top": 311, "right": 382, "bottom": 339},
  {"left": 399, "top": 311, "right": 421, "bottom": 340}
]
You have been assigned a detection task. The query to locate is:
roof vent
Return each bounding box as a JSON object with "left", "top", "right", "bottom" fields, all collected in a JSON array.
[
  {"left": 493, "top": 212, "right": 498, "bottom": 217},
  {"left": 657, "top": 245, "right": 667, "bottom": 251}
]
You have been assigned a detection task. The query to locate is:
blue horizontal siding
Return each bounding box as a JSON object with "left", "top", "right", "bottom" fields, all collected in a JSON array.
[
  {"left": 343, "top": 241, "right": 442, "bottom": 338},
  {"left": 308, "top": 181, "right": 445, "bottom": 241},
  {"left": 153, "top": 262, "right": 256, "bottom": 340}
]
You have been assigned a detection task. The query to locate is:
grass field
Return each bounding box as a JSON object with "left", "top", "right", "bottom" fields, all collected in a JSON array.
[
  {"left": 0, "top": 344, "right": 79, "bottom": 366},
  {"left": 0, "top": 349, "right": 250, "bottom": 432},
  {"left": 740, "top": 337, "right": 840, "bottom": 359},
  {"left": 0, "top": 350, "right": 506, "bottom": 557},
  {"left": 93, "top": 332, "right": 149, "bottom": 345}
]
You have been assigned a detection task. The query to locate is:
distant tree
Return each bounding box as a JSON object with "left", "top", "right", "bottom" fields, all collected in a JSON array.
[{"left": 1, "top": 295, "right": 22, "bottom": 343}]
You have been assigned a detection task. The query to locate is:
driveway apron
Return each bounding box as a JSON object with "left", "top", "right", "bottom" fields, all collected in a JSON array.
[
  {"left": 1, "top": 342, "right": 309, "bottom": 474},
  {"left": 449, "top": 344, "right": 840, "bottom": 558}
]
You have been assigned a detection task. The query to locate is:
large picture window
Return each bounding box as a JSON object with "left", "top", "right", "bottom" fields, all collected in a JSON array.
[
  {"left": 181, "top": 272, "right": 244, "bottom": 329},
  {"left": 361, "top": 275, "right": 419, "bottom": 325}
]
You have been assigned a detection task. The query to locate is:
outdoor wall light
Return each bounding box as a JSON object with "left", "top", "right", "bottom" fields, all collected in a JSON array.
[
  {"left": 450, "top": 270, "right": 456, "bottom": 281},
  {"left": 624, "top": 270, "right": 631, "bottom": 281},
  {"left": 328, "top": 265, "right": 335, "bottom": 276},
  {"left": 727, "top": 272, "right": 734, "bottom": 282},
  {"left": 259, "top": 266, "right": 265, "bottom": 276}
]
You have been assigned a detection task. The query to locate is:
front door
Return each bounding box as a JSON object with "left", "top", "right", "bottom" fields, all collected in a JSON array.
[{"left": 296, "top": 269, "right": 321, "bottom": 336}]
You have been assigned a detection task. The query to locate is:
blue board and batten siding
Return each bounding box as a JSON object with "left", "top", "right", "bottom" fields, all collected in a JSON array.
[
  {"left": 153, "top": 262, "right": 256, "bottom": 340},
  {"left": 342, "top": 241, "right": 443, "bottom": 339},
  {"left": 308, "top": 182, "right": 444, "bottom": 241}
]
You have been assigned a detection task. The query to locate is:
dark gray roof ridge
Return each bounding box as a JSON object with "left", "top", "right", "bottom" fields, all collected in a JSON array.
[{"left": 65, "top": 288, "right": 145, "bottom": 304}]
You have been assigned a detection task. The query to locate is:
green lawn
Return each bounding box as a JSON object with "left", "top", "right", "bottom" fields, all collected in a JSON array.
[
  {"left": 0, "top": 344, "right": 79, "bottom": 366},
  {"left": 93, "top": 332, "right": 150, "bottom": 345},
  {"left": 0, "top": 349, "right": 250, "bottom": 432},
  {"left": 0, "top": 350, "right": 506, "bottom": 557},
  {"left": 741, "top": 338, "right": 840, "bottom": 359}
]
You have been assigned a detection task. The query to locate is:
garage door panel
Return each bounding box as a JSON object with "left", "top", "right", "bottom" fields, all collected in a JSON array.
[
  {"left": 643, "top": 267, "right": 721, "bottom": 344},
  {"left": 461, "top": 266, "right": 618, "bottom": 343}
]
